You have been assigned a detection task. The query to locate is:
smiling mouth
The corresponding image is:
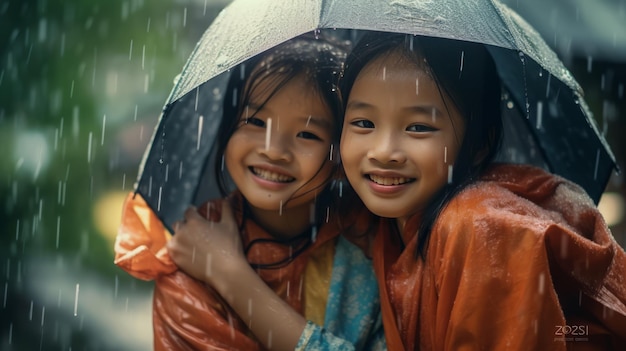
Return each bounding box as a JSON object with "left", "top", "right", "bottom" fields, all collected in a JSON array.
[
  {"left": 368, "top": 174, "right": 415, "bottom": 186},
  {"left": 250, "top": 167, "right": 295, "bottom": 183}
]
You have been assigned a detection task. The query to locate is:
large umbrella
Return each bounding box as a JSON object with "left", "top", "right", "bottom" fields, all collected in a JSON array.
[{"left": 135, "top": 0, "right": 618, "bottom": 232}]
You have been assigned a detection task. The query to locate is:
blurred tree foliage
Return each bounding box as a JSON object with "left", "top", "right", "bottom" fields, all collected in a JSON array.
[{"left": 0, "top": 0, "right": 222, "bottom": 349}]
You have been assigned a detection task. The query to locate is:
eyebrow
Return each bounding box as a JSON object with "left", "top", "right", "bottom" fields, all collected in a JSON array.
[
  {"left": 347, "top": 100, "right": 440, "bottom": 116},
  {"left": 299, "top": 115, "right": 333, "bottom": 130},
  {"left": 245, "top": 103, "right": 332, "bottom": 129}
]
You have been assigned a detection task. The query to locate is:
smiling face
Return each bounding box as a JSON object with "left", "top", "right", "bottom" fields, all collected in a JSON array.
[
  {"left": 225, "top": 73, "right": 334, "bottom": 213},
  {"left": 340, "top": 51, "right": 466, "bottom": 221}
]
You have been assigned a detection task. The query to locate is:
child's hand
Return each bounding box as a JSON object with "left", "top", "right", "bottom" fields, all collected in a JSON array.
[{"left": 167, "top": 202, "right": 246, "bottom": 287}]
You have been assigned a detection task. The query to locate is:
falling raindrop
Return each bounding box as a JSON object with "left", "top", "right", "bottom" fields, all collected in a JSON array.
[
  {"left": 87, "top": 132, "right": 93, "bottom": 163},
  {"left": 265, "top": 118, "right": 273, "bottom": 150},
  {"left": 134, "top": 104, "right": 138, "bottom": 121},
  {"left": 183, "top": 7, "right": 188, "bottom": 27},
  {"left": 329, "top": 144, "right": 333, "bottom": 161},
  {"left": 578, "top": 290, "right": 583, "bottom": 307},
  {"left": 279, "top": 200, "right": 283, "bottom": 215},
  {"left": 203, "top": 0, "right": 208, "bottom": 15},
  {"left": 444, "top": 146, "right": 448, "bottom": 163},
  {"left": 56, "top": 216, "right": 61, "bottom": 249},
  {"left": 447, "top": 165, "right": 453, "bottom": 184},
  {"left": 538, "top": 273, "right": 545, "bottom": 295},
  {"left": 142, "top": 45, "right": 146, "bottom": 70},
  {"left": 587, "top": 56, "right": 593, "bottom": 72},
  {"left": 73, "top": 106, "right": 80, "bottom": 140},
  {"left": 536, "top": 101, "right": 543, "bottom": 129},
  {"left": 144, "top": 74, "right": 149, "bottom": 93},
  {"left": 73, "top": 284, "right": 79, "bottom": 316},
  {"left": 227, "top": 314, "right": 236, "bottom": 340},
  {"left": 148, "top": 176, "right": 153, "bottom": 197},
  {"left": 146, "top": 17, "right": 151, "bottom": 33},
  {"left": 382, "top": 66, "right": 386, "bottom": 81},
  {"left": 122, "top": 173, "right": 126, "bottom": 190},
  {"left": 545, "top": 74, "right": 551, "bottom": 98},
  {"left": 101, "top": 115, "right": 106, "bottom": 146},
  {"left": 267, "top": 330, "right": 273, "bottom": 349},
  {"left": 197, "top": 115, "right": 204, "bottom": 151},
  {"left": 157, "top": 186, "right": 163, "bottom": 211},
  {"left": 458, "top": 50, "right": 464, "bottom": 79},
  {"left": 415, "top": 77, "right": 419, "bottom": 96}
]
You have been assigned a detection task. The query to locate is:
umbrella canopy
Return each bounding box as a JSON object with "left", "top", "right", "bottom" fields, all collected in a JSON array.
[{"left": 135, "top": 0, "right": 618, "bottom": 232}]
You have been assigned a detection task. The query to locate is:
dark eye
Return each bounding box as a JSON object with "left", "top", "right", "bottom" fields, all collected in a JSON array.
[
  {"left": 407, "top": 124, "right": 437, "bottom": 132},
  {"left": 351, "top": 120, "right": 375, "bottom": 128},
  {"left": 243, "top": 116, "right": 265, "bottom": 127},
  {"left": 296, "top": 131, "right": 322, "bottom": 141}
]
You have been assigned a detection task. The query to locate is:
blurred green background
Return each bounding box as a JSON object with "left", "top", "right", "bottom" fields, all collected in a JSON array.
[{"left": 0, "top": 0, "right": 624, "bottom": 350}]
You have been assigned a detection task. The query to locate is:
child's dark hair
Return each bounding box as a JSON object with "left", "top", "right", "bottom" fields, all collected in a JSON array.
[
  {"left": 213, "top": 31, "right": 348, "bottom": 223},
  {"left": 339, "top": 31, "right": 503, "bottom": 258}
]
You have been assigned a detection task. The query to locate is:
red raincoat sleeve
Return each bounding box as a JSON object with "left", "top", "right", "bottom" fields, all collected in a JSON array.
[
  {"left": 114, "top": 192, "right": 176, "bottom": 280},
  {"left": 114, "top": 193, "right": 265, "bottom": 350}
]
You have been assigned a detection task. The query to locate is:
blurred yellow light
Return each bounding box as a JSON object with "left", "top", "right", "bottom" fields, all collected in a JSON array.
[
  {"left": 93, "top": 191, "right": 131, "bottom": 245},
  {"left": 598, "top": 192, "right": 625, "bottom": 227}
]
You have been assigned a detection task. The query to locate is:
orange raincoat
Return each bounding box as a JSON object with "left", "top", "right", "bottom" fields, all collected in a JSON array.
[
  {"left": 374, "top": 164, "right": 626, "bottom": 351},
  {"left": 114, "top": 193, "right": 369, "bottom": 350}
]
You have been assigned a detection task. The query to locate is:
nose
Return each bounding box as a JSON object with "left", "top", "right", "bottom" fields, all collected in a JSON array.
[
  {"left": 366, "top": 132, "right": 406, "bottom": 164},
  {"left": 257, "top": 118, "right": 293, "bottom": 162}
]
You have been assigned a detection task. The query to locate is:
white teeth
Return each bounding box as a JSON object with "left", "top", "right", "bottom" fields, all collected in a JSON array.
[
  {"left": 252, "top": 167, "right": 294, "bottom": 183},
  {"left": 369, "top": 174, "right": 413, "bottom": 186}
]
